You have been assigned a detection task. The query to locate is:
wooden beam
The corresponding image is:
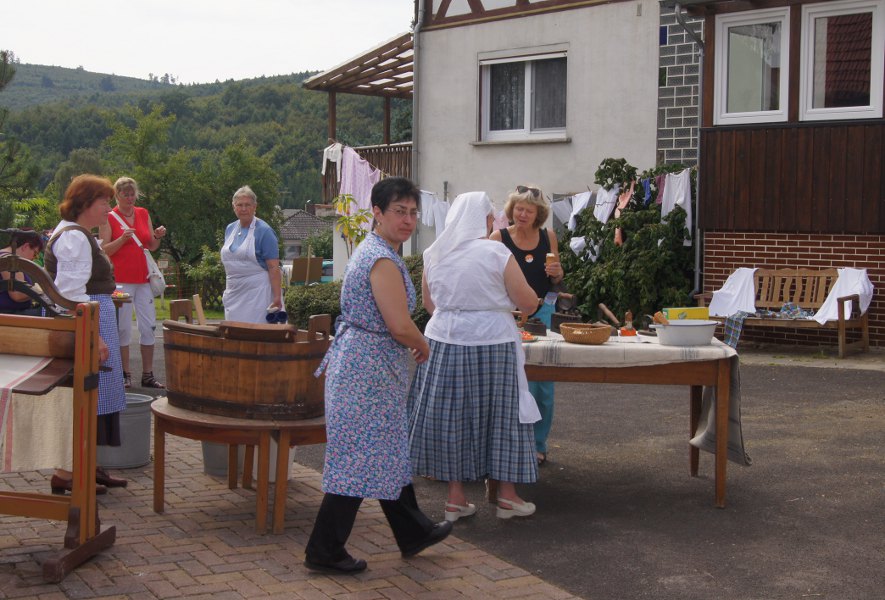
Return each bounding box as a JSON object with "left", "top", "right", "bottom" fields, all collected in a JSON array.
[
  {"left": 384, "top": 97, "right": 391, "bottom": 145},
  {"left": 328, "top": 91, "right": 336, "bottom": 141}
]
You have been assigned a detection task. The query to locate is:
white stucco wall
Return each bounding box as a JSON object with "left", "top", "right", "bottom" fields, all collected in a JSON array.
[{"left": 413, "top": 1, "right": 661, "bottom": 251}]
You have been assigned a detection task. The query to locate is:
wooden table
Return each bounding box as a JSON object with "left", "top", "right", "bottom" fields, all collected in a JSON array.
[
  {"left": 521, "top": 334, "right": 738, "bottom": 508},
  {"left": 151, "top": 398, "right": 325, "bottom": 533}
]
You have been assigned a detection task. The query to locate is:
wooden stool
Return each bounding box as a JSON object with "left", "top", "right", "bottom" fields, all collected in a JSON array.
[{"left": 168, "top": 299, "right": 193, "bottom": 323}]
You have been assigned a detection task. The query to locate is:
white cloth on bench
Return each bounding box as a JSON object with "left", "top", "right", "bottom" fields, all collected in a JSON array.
[
  {"left": 708, "top": 267, "right": 757, "bottom": 317},
  {"left": 812, "top": 268, "right": 874, "bottom": 325}
]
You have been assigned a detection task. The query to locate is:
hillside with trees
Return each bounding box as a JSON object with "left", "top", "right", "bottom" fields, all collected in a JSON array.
[
  {"left": 0, "top": 55, "right": 411, "bottom": 216},
  {"left": 0, "top": 50, "right": 411, "bottom": 292}
]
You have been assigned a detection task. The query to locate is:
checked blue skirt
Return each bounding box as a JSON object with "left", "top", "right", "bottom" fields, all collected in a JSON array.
[{"left": 407, "top": 340, "right": 537, "bottom": 484}]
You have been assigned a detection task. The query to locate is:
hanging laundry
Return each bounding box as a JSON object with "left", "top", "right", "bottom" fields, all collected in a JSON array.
[
  {"left": 420, "top": 190, "right": 438, "bottom": 228},
  {"left": 339, "top": 147, "right": 382, "bottom": 225},
  {"left": 551, "top": 197, "right": 574, "bottom": 229},
  {"left": 613, "top": 181, "right": 635, "bottom": 247},
  {"left": 641, "top": 178, "right": 652, "bottom": 205},
  {"left": 432, "top": 199, "right": 449, "bottom": 237},
  {"left": 322, "top": 142, "right": 343, "bottom": 182},
  {"left": 654, "top": 174, "right": 667, "bottom": 205},
  {"left": 567, "top": 191, "right": 593, "bottom": 231},
  {"left": 659, "top": 168, "right": 693, "bottom": 246},
  {"left": 592, "top": 185, "right": 619, "bottom": 225}
]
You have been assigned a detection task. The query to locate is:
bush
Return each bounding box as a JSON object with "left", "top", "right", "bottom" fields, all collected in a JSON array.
[
  {"left": 558, "top": 160, "right": 695, "bottom": 323},
  {"left": 404, "top": 254, "right": 429, "bottom": 332},
  {"left": 284, "top": 253, "right": 429, "bottom": 332},
  {"left": 285, "top": 281, "right": 342, "bottom": 329}
]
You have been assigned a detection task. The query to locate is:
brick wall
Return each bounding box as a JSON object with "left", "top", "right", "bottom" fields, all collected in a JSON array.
[
  {"left": 657, "top": 8, "right": 703, "bottom": 166},
  {"left": 703, "top": 231, "right": 885, "bottom": 348}
]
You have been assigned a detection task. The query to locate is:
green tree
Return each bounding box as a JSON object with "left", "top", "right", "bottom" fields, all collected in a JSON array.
[
  {"left": 303, "top": 226, "right": 333, "bottom": 259},
  {"left": 0, "top": 50, "right": 40, "bottom": 227}
]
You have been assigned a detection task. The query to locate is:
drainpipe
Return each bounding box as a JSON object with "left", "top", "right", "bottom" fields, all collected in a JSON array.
[
  {"left": 673, "top": 3, "right": 705, "bottom": 297},
  {"left": 411, "top": 3, "right": 425, "bottom": 253}
]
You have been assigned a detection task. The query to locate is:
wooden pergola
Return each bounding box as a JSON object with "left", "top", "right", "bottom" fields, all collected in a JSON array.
[{"left": 303, "top": 32, "right": 413, "bottom": 144}]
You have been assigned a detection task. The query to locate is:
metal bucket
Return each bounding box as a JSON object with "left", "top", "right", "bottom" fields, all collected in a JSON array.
[{"left": 96, "top": 393, "right": 154, "bottom": 469}]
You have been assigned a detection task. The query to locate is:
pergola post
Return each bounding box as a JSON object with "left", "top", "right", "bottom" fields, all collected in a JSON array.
[
  {"left": 328, "top": 91, "right": 337, "bottom": 141},
  {"left": 383, "top": 97, "right": 391, "bottom": 145}
]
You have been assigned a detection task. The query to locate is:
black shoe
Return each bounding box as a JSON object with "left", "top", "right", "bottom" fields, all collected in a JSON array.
[
  {"left": 303, "top": 555, "right": 367, "bottom": 575},
  {"left": 401, "top": 521, "right": 453, "bottom": 558}
]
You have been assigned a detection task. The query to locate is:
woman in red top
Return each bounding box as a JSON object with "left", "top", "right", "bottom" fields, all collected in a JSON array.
[{"left": 99, "top": 177, "right": 167, "bottom": 388}]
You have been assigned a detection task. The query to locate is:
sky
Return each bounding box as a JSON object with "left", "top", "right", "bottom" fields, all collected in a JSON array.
[{"left": 1, "top": 0, "right": 416, "bottom": 84}]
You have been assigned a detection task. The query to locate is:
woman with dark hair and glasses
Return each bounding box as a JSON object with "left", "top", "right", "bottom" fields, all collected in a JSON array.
[
  {"left": 490, "top": 184, "right": 564, "bottom": 466},
  {"left": 305, "top": 177, "right": 451, "bottom": 575}
]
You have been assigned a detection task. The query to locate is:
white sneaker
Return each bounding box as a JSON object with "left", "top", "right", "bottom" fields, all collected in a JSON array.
[
  {"left": 496, "top": 497, "right": 536, "bottom": 519},
  {"left": 444, "top": 502, "right": 477, "bottom": 522}
]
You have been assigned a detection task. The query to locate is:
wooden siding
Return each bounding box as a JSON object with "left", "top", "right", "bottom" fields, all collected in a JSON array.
[
  {"left": 699, "top": 121, "right": 885, "bottom": 233},
  {"left": 421, "top": 0, "right": 628, "bottom": 30}
]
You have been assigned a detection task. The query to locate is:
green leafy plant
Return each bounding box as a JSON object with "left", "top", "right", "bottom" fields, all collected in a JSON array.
[
  {"left": 594, "top": 157, "right": 637, "bottom": 191},
  {"left": 284, "top": 253, "right": 429, "bottom": 332},
  {"left": 559, "top": 159, "right": 695, "bottom": 322},
  {"left": 333, "top": 193, "right": 372, "bottom": 257}
]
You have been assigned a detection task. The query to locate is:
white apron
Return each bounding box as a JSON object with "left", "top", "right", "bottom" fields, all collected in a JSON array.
[{"left": 221, "top": 218, "right": 271, "bottom": 323}]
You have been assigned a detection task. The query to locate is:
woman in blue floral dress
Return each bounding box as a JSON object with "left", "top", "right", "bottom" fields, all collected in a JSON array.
[{"left": 304, "top": 177, "right": 452, "bottom": 575}]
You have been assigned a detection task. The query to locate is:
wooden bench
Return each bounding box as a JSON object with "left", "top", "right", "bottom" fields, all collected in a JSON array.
[{"left": 696, "top": 268, "right": 870, "bottom": 358}]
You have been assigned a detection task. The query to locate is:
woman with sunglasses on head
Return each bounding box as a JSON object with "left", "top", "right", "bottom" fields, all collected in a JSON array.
[{"left": 490, "top": 184, "right": 564, "bottom": 466}]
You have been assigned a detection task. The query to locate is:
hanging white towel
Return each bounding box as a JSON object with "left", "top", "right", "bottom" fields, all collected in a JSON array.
[
  {"left": 568, "top": 191, "right": 594, "bottom": 230},
  {"left": 593, "top": 185, "right": 619, "bottom": 225},
  {"left": 321, "top": 142, "right": 343, "bottom": 181},
  {"left": 660, "top": 168, "right": 693, "bottom": 246},
  {"left": 708, "top": 268, "right": 758, "bottom": 317},
  {"left": 551, "top": 197, "right": 574, "bottom": 228},
  {"left": 420, "top": 190, "right": 438, "bottom": 228},
  {"left": 813, "top": 268, "right": 874, "bottom": 324},
  {"left": 432, "top": 199, "right": 449, "bottom": 237}
]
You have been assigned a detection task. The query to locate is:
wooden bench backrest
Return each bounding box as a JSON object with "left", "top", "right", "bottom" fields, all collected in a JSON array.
[{"left": 754, "top": 268, "right": 838, "bottom": 310}]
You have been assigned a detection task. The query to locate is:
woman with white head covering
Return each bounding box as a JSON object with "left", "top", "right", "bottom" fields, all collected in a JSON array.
[{"left": 408, "top": 191, "right": 541, "bottom": 521}]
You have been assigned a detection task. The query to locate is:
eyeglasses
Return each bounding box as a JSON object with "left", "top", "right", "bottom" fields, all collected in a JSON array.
[
  {"left": 388, "top": 207, "right": 420, "bottom": 219},
  {"left": 516, "top": 186, "right": 541, "bottom": 198}
]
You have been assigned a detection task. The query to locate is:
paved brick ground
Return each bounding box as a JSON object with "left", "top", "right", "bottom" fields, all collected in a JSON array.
[{"left": 0, "top": 431, "right": 580, "bottom": 600}]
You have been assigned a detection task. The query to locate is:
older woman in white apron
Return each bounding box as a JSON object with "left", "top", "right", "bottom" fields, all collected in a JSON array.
[{"left": 221, "top": 186, "right": 282, "bottom": 323}]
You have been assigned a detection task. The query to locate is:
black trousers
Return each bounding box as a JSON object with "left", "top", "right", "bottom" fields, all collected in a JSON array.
[{"left": 305, "top": 484, "right": 434, "bottom": 562}]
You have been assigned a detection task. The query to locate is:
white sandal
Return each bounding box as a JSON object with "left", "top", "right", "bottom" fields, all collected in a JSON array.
[
  {"left": 496, "top": 497, "right": 536, "bottom": 519},
  {"left": 444, "top": 502, "right": 477, "bottom": 522}
]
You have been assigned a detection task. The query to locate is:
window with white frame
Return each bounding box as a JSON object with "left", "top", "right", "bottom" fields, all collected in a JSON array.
[
  {"left": 480, "top": 53, "right": 567, "bottom": 141},
  {"left": 714, "top": 8, "right": 790, "bottom": 125},
  {"left": 799, "top": 0, "right": 884, "bottom": 121}
]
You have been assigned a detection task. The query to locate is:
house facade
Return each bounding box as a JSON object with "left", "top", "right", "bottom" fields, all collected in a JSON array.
[
  {"left": 678, "top": 0, "right": 885, "bottom": 346},
  {"left": 413, "top": 0, "right": 662, "bottom": 221}
]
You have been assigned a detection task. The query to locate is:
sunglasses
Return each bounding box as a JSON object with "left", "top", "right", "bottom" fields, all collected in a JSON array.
[{"left": 516, "top": 186, "right": 541, "bottom": 198}]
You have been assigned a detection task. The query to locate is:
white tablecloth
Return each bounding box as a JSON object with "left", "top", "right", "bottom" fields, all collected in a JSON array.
[{"left": 523, "top": 334, "right": 750, "bottom": 466}]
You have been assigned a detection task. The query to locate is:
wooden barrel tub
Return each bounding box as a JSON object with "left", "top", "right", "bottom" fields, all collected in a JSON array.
[{"left": 162, "top": 314, "right": 331, "bottom": 420}]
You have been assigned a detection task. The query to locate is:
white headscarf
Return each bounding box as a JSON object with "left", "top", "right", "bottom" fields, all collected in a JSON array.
[{"left": 423, "top": 191, "right": 493, "bottom": 267}]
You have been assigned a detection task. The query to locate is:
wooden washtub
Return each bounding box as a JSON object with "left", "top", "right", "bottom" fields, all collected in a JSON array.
[{"left": 163, "top": 314, "right": 331, "bottom": 420}]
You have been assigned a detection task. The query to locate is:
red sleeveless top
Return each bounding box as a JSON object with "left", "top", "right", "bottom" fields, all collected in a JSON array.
[{"left": 108, "top": 206, "right": 152, "bottom": 283}]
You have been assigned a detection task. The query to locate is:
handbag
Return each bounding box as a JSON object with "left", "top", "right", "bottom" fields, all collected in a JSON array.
[{"left": 109, "top": 211, "right": 166, "bottom": 297}]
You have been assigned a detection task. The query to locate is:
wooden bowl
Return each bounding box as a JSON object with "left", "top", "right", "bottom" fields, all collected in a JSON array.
[{"left": 559, "top": 323, "right": 612, "bottom": 345}]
